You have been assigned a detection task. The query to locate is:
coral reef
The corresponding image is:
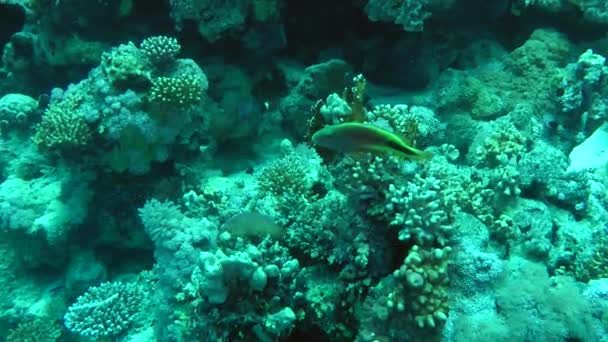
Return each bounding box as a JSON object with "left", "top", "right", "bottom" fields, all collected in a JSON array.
[{"left": 1, "top": 1, "right": 608, "bottom": 341}]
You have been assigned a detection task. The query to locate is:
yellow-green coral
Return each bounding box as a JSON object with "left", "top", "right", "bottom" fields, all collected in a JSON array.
[
  {"left": 33, "top": 96, "right": 91, "bottom": 153},
  {"left": 257, "top": 154, "right": 311, "bottom": 198},
  {"left": 576, "top": 230, "right": 608, "bottom": 281},
  {"left": 149, "top": 75, "right": 203, "bottom": 108},
  {"left": 140, "top": 35, "right": 181, "bottom": 65}
]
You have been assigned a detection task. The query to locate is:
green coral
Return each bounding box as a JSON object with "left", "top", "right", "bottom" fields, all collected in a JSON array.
[
  {"left": 6, "top": 319, "right": 62, "bottom": 342},
  {"left": 33, "top": 96, "right": 91, "bottom": 153},
  {"left": 140, "top": 35, "right": 181, "bottom": 66},
  {"left": 257, "top": 154, "right": 312, "bottom": 199},
  {"left": 576, "top": 230, "right": 608, "bottom": 281},
  {"left": 149, "top": 75, "right": 204, "bottom": 108}
]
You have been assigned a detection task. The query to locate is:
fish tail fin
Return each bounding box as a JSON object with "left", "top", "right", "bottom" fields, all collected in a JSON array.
[{"left": 417, "top": 150, "right": 434, "bottom": 160}]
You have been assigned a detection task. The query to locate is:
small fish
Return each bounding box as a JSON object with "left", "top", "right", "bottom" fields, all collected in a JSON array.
[
  {"left": 312, "top": 122, "right": 432, "bottom": 160},
  {"left": 222, "top": 211, "right": 283, "bottom": 240}
]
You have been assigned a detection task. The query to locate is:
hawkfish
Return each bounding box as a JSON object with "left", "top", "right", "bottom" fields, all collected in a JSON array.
[{"left": 312, "top": 122, "right": 433, "bottom": 160}]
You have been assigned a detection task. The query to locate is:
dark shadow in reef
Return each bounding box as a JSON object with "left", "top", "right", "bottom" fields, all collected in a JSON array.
[{"left": 0, "top": 3, "right": 25, "bottom": 53}]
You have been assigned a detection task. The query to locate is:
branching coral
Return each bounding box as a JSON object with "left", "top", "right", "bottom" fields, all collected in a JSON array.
[
  {"left": 393, "top": 245, "right": 451, "bottom": 328},
  {"left": 331, "top": 153, "right": 406, "bottom": 218},
  {"left": 359, "top": 245, "right": 451, "bottom": 340},
  {"left": 474, "top": 123, "right": 526, "bottom": 167},
  {"left": 367, "top": 104, "right": 444, "bottom": 147},
  {"left": 64, "top": 281, "right": 145, "bottom": 338},
  {"left": 286, "top": 190, "right": 368, "bottom": 267},
  {"left": 385, "top": 174, "right": 456, "bottom": 246},
  {"left": 33, "top": 96, "right": 91, "bottom": 153},
  {"left": 140, "top": 36, "right": 181, "bottom": 66},
  {"left": 6, "top": 318, "right": 62, "bottom": 342},
  {"left": 257, "top": 154, "right": 311, "bottom": 199},
  {"left": 149, "top": 75, "right": 204, "bottom": 109}
]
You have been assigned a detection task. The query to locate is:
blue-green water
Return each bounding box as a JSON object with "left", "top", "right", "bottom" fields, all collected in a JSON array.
[{"left": 0, "top": 0, "right": 608, "bottom": 341}]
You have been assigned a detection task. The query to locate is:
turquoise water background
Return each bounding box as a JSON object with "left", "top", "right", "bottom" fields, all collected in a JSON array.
[{"left": 1, "top": 1, "right": 608, "bottom": 341}]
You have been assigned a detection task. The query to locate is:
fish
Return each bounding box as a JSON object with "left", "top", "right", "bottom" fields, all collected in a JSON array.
[
  {"left": 222, "top": 211, "right": 283, "bottom": 240},
  {"left": 312, "top": 122, "right": 433, "bottom": 160}
]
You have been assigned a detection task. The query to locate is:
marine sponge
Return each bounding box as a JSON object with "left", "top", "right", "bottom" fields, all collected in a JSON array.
[{"left": 64, "top": 281, "right": 144, "bottom": 338}]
